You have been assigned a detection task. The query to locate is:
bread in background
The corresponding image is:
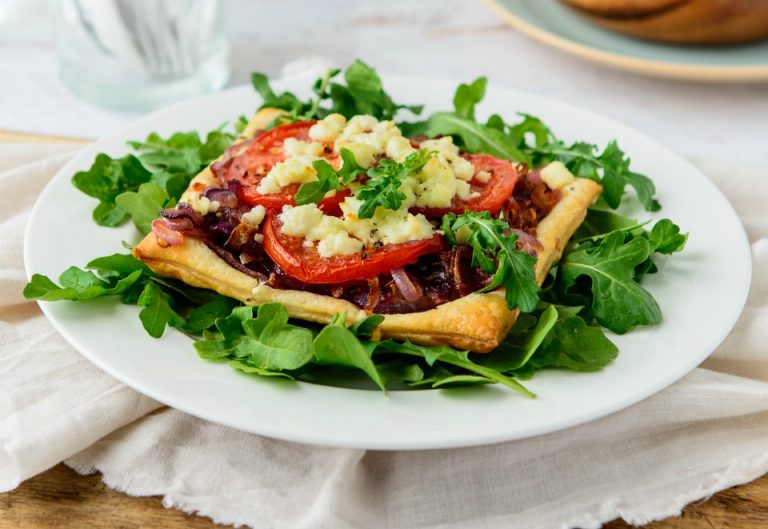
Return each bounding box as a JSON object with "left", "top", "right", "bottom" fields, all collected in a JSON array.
[{"left": 562, "top": 0, "right": 768, "bottom": 44}]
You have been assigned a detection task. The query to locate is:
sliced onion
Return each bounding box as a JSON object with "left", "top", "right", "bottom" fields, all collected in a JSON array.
[
  {"left": 391, "top": 267, "right": 423, "bottom": 302},
  {"left": 511, "top": 228, "right": 543, "bottom": 256},
  {"left": 161, "top": 203, "right": 203, "bottom": 226},
  {"left": 204, "top": 188, "right": 239, "bottom": 209},
  {"left": 152, "top": 219, "right": 184, "bottom": 247},
  {"left": 160, "top": 216, "right": 194, "bottom": 232}
]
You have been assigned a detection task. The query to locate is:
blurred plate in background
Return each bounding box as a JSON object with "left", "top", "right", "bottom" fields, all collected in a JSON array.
[{"left": 482, "top": 0, "right": 768, "bottom": 82}]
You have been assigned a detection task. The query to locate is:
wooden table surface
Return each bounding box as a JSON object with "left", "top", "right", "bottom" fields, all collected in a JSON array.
[
  {"left": 3, "top": 130, "right": 767, "bottom": 528},
  {"left": 1, "top": 464, "right": 767, "bottom": 528}
]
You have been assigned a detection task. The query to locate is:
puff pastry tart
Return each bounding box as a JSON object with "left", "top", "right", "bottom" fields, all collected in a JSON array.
[{"left": 134, "top": 108, "right": 601, "bottom": 352}]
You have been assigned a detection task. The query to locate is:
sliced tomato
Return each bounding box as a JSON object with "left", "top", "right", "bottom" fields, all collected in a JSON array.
[
  {"left": 262, "top": 214, "right": 445, "bottom": 284},
  {"left": 412, "top": 154, "right": 519, "bottom": 218},
  {"left": 215, "top": 121, "right": 342, "bottom": 211},
  {"left": 240, "top": 185, "right": 351, "bottom": 216}
]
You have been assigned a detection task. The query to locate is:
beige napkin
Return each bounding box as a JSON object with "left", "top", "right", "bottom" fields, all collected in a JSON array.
[{"left": 2, "top": 144, "right": 768, "bottom": 529}]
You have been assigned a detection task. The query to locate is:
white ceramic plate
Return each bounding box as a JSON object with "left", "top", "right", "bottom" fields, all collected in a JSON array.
[
  {"left": 24, "top": 76, "right": 751, "bottom": 450},
  {"left": 482, "top": 0, "right": 768, "bottom": 83}
]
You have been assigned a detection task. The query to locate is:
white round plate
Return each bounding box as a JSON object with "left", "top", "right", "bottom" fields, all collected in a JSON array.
[
  {"left": 24, "top": 76, "right": 751, "bottom": 450},
  {"left": 482, "top": 0, "right": 768, "bottom": 83}
]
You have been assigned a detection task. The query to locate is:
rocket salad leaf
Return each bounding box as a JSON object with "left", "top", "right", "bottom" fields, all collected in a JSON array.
[{"left": 441, "top": 211, "right": 540, "bottom": 312}]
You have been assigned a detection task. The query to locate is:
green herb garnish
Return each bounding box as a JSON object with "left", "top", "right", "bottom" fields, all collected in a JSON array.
[{"left": 442, "top": 211, "right": 540, "bottom": 312}]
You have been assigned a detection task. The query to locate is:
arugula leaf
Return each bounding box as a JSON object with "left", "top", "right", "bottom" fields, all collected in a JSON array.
[
  {"left": 313, "top": 320, "right": 386, "bottom": 392},
  {"left": 137, "top": 281, "right": 185, "bottom": 338},
  {"left": 559, "top": 232, "right": 661, "bottom": 333},
  {"left": 252, "top": 72, "right": 315, "bottom": 119},
  {"left": 413, "top": 78, "right": 659, "bottom": 211},
  {"left": 251, "top": 60, "right": 421, "bottom": 123},
  {"left": 348, "top": 314, "right": 385, "bottom": 339},
  {"left": 509, "top": 115, "right": 660, "bottom": 212},
  {"left": 194, "top": 303, "right": 314, "bottom": 372},
  {"left": 453, "top": 77, "right": 487, "bottom": 120},
  {"left": 422, "top": 113, "right": 529, "bottom": 164},
  {"left": 86, "top": 253, "right": 150, "bottom": 278},
  {"left": 72, "top": 154, "right": 152, "bottom": 227},
  {"left": 182, "top": 296, "right": 240, "bottom": 334},
  {"left": 73, "top": 127, "right": 232, "bottom": 231},
  {"left": 341, "top": 59, "right": 423, "bottom": 119},
  {"left": 114, "top": 183, "right": 168, "bottom": 235},
  {"left": 572, "top": 208, "right": 646, "bottom": 241},
  {"left": 228, "top": 358, "right": 296, "bottom": 379},
  {"left": 479, "top": 305, "right": 559, "bottom": 372},
  {"left": 442, "top": 211, "right": 540, "bottom": 312},
  {"left": 649, "top": 218, "right": 688, "bottom": 254},
  {"left": 370, "top": 339, "right": 535, "bottom": 397},
  {"left": 128, "top": 129, "right": 234, "bottom": 175},
  {"left": 512, "top": 315, "right": 618, "bottom": 379},
  {"left": 24, "top": 268, "right": 143, "bottom": 302},
  {"left": 357, "top": 149, "right": 433, "bottom": 218},
  {"left": 375, "top": 360, "right": 425, "bottom": 386}
]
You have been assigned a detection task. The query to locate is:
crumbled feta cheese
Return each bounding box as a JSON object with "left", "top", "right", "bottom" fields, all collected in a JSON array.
[
  {"left": 540, "top": 161, "right": 575, "bottom": 189},
  {"left": 283, "top": 138, "right": 324, "bottom": 158},
  {"left": 279, "top": 198, "right": 434, "bottom": 258},
  {"left": 455, "top": 180, "right": 474, "bottom": 201},
  {"left": 334, "top": 115, "right": 404, "bottom": 168},
  {"left": 309, "top": 113, "right": 346, "bottom": 142},
  {"left": 421, "top": 136, "right": 475, "bottom": 181},
  {"left": 412, "top": 157, "right": 457, "bottom": 208},
  {"left": 421, "top": 137, "right": 459, "bottom": 156},
  {"left": 385, "top": 136, "right": 416, "bottom": 162},
  {"left": 257, "top": 156, "right": 318, "bottom": 194},
  {"left": 241, "top": 205, "right": 266, "bottom": 226},
  {"left": 279, "top": 204, "right": 324, "bottom": 237},
  {"left": 253, "top": 233, "right": 264, "bottom": 244},
  {"left": 339, "top": 196, "right": 433, "bottom": 246},
  {"left": 187, "top": 193, "right": 219, "bottom": 216},
  {"left": 475, "top": 170, "right": 492, "bottom": 184},
  {"left": 317, "top": 231, "right": 364, "bottom": 257}
]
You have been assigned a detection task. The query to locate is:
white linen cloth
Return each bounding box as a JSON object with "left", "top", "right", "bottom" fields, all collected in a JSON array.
[{"left": 2, "top": 143, "right": 768, "bottom": 529}]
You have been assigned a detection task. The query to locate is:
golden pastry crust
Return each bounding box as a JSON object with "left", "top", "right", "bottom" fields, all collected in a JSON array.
[{"left": 134, "top": 109, "right": 601, "bottom": 352}]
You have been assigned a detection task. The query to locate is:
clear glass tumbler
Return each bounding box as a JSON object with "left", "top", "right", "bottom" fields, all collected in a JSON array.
[{"left": 51, "top": 0, "right": 230, "bottom": 111}]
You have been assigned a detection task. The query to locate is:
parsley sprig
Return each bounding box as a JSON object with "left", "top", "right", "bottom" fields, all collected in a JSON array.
[
  {"left": 293, "top": 148, "right": 366, "bottom": 205},
  {"left": 356, "top": 149, "right": 434, "bottom": 218},
  {"left": 441, "top": 211, "right": 540, "bottom": 312}
]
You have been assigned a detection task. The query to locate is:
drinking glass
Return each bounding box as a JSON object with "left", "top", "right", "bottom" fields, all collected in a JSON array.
[{"left": 51, "top": 0, "right": 230, "bottom": 111}]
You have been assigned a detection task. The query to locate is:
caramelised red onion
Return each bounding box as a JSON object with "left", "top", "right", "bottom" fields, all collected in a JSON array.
[
  {"left": 161, "top": 202, "right": 203, "bottom": 226},
  {"left": 152, "top": 219, "right": 184, "bottom": 247},
  {"left": 391, "top": 267, "right": 423, "bottom": 302},
  {"left": 511, "top": 229, "right": 543, "bottom": 256},
  {"left": 204, "top": 188, "right": 239, "bottom": 209}
]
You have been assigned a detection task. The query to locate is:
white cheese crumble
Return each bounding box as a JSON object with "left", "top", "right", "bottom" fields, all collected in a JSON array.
[
  {"left": 308, "top": 113, "right": 347, "bottom": 142},
  {"left": 540, "top": 161, "right": 575, "bottom": 189},
  {"left": 283, "top": 138, "right": 324, "bottom": 158},
  {"left": 334, "top": 115, "right": 404, "bottom": 168},
  {"left": 339, "top": 196, "right": 433, "bottom": 246},
  {"left": 241, "top": 205, "right": 266, "bottom": 226},
  {"left": 420, "top": 137, "right": 475, "bottom": 181},
  {"left": 187, "top": 193, "right": 219, "bottom": 216},
  {"left": 257, "top": 155, "right": 318, "bottom": 194},
  {"left": 475, "top": 170, "right": 492, "bottom": 184},
  {"left": 279, "top": 201, "right": 433, "bottom": 258}
]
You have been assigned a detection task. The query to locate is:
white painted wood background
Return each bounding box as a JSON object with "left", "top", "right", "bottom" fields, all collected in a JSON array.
[{"left": 1, "top": 0, "right": 766, "bottom": 166}]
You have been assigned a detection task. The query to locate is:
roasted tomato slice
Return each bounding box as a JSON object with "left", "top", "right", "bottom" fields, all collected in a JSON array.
[
  {"left": 262, "top": 214, "right": 445, "bottom": 284},
  {"left": 412, "top": 154, "right": 520, "bottom": 218},
  {"left": 215, "top": 121, "right": 343, "bottom": 212}
]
